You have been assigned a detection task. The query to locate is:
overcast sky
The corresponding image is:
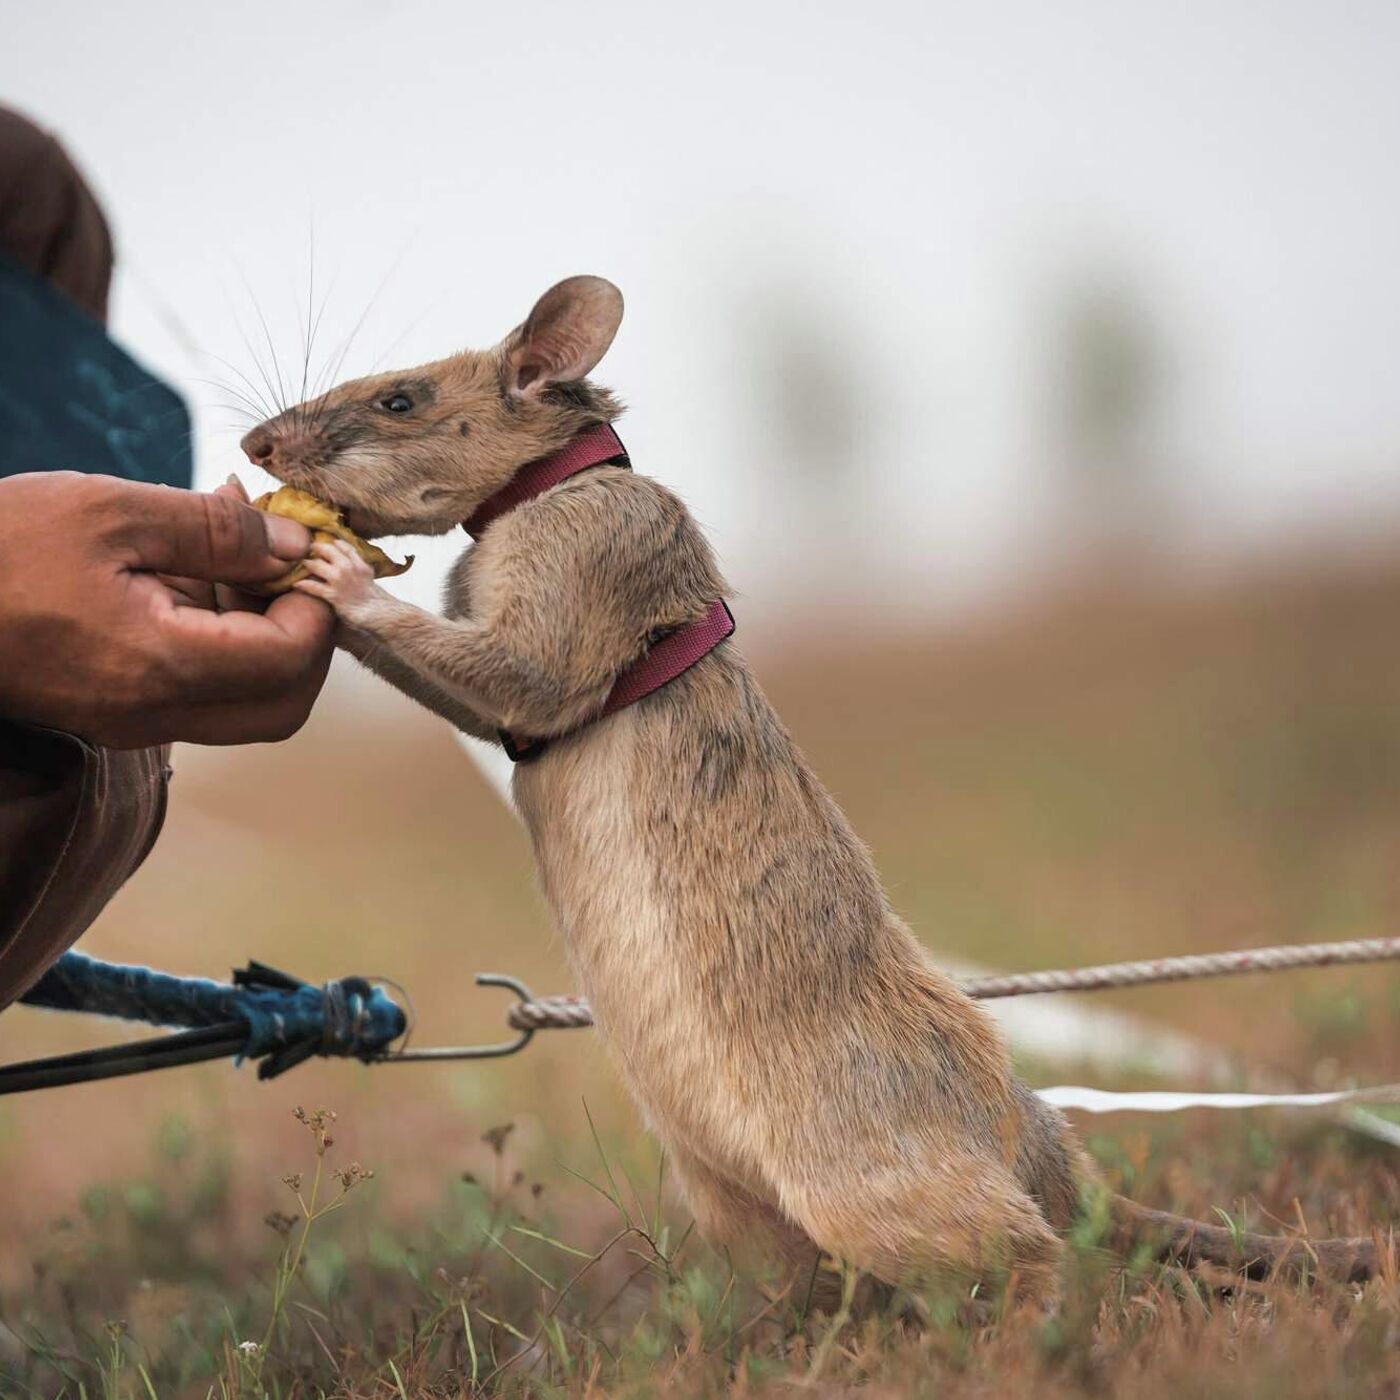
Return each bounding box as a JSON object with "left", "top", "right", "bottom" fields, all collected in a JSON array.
[{"left": 5, "top": 0, "right": 1398, "bottom": 619}]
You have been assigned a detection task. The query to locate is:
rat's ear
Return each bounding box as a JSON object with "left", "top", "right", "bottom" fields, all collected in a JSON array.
[{"left": 501, "top": 276, "right": 623, "bottom": 398}]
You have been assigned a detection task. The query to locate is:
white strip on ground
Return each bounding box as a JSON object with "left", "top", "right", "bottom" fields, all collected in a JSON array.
[{"left": 1039, "top": 1084, "right": 1400, "bottom": 1113}]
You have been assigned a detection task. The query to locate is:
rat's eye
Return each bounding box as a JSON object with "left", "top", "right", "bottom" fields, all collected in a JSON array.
[{"left": 380, "top": 393, "right": 414, "bottom": 414}]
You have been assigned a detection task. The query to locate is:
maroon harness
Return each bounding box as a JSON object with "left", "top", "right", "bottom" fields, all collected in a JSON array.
[{"left": 463, "top": 422, "right": 735, "bottom": 762}]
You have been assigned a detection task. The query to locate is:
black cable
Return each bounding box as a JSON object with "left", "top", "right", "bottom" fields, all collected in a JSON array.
[{"left": 0, "top": 1022, "right": 249, "bottom": 1095}]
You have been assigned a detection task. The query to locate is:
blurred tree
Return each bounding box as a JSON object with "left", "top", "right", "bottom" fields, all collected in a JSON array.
[
  {"left": 748, "top": 279, "right": 867, "bottom": 496},
  {"left": 1049, "top": 271, "right": 1171, "bottom": 570},
  {"left": 727, "top": 274, "right": 884, "bottom": 609}
]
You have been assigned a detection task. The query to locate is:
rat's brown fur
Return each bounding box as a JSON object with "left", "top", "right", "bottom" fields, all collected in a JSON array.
[{"left": 243, "top": 276, "right": 1380, "bottom": 1307}]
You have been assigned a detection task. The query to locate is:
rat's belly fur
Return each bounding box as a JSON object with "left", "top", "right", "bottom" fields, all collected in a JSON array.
[
  {"left": 513, "top": 707, "right": 773, "bottom": 1190},
  {"left": 509, "top": 656, "right": 1075, "bottom": 1280}
]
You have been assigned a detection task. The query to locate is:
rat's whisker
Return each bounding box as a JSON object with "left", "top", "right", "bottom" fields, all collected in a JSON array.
[
  {"left": 300, "top": 387, "right": 337, "bottom": 439},
  {"left": 209, "top": 402, "right": 261, "bottom": 423},
  {"left": 301, "top": 270, "right": 340, "bottom": 429},
  {"left": 195, "top": 376, "right": 270, "bottom": 422},
  {"left": 218, "top": 395, "right": 266, "bottom": 425},
  {"left": 294, "top": 218, "right": 325, "bottom": 435},
  {"left": 237, "top": 267, "right": 291, "bottom": 417},
  {"left": 221, "top": 259, "right": 288, "bottom": 420},
  {"left": 306, "top": 235, "right": 419, "bottom": 434},
  {"left": 203, "top": 352, "right": 279, "bottom": 424},
  {"left": 233, "top": 318, "right": 286, "bottom": 424},
  {"left": 297, "top": 221, "right": 313, "bottom": 407}
]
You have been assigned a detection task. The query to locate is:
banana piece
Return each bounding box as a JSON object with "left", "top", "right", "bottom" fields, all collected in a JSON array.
[{"left": 251, "top": 486, "right": 413, "bottom": 595}]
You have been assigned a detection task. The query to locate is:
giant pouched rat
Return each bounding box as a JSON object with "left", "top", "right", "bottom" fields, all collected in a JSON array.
[{"left": 241, "top": 276, "right": 1379, "bottom": 1306}]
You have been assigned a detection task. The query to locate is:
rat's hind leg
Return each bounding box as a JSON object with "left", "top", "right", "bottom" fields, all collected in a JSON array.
[
  {"left": 788, "top": 1153, "right": 1064, "bottom": 1309},
  {"left": 668, "top": 1150, "right": 901, "bottom": 1315},
  {"left": 668, "top": 1151, "right": 824, "bottom": 1293}
]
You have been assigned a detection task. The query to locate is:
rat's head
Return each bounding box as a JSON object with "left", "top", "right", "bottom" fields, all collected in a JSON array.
[{"left": 240, "top": 275, "right": 624, "bottom": 538}]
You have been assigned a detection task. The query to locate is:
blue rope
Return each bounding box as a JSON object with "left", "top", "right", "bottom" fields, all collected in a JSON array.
[{"left": 20, "top": 952, "right": 407, "bottom": 1072}]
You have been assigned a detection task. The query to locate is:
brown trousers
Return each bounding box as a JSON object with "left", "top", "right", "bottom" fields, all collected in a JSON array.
[{"left": 0, "top": 730, "right": 168, "bottom": 1008}]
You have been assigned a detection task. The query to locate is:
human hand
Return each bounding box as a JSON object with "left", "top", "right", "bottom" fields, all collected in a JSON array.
[{"left": 0, "top": 472, "right": 334, "bottom": 746}]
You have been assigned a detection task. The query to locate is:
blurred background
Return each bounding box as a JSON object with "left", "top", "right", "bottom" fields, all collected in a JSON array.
[{"left": 2, "top": 0, "right": 1400, "bottom": 1326}]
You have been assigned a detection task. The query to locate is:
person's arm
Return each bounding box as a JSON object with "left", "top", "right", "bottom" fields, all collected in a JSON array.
[{"left": 0, "top": 108, "right": 334, "bottom": 747}]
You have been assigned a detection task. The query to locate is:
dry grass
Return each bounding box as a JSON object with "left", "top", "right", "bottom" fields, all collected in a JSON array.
[
  {"left": 5, "top": 551, "right": 1400, "bottom": 1396},
  {"left": 10, "top": 1104, "right": 1400, "bottom": 1398}
]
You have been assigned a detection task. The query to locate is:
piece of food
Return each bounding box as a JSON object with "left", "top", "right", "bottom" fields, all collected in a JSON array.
[{"left": 250, "top": 486, "right": 413, "bottom": 595}]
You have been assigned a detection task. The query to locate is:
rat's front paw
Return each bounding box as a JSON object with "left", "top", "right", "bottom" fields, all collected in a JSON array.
[{"left": 294, "top": 539, "right": 382, "bottom": 624}]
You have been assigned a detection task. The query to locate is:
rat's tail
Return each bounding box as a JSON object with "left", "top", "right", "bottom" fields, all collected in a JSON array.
[{"left": 1111, "top": 1195, "right": 1381, "bottom": 1283}]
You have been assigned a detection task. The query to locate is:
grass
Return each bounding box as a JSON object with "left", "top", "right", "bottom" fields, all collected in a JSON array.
[
  {"left": 6, "top": 551, "right": 1400, "bottom": 1395},
  {"left": 7, "top": 1104, "right": 1400, "bottom": 1396}
]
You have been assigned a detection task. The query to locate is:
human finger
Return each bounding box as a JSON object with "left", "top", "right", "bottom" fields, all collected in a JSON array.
[
  {"left": 149, "top": 587, "right": 334, "bottom": 702},
  {"left": 109, "top": 481, "right": 310, "bottom": 583}
]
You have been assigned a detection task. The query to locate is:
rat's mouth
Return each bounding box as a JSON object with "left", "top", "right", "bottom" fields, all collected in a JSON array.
[
  {"left": 256, "top": 463, "right": 381, "bottom": 539},
  {"left": 246, "top": 444, "right": 410, "bottom": 543},
  {"left": 339, "top": 505, "right": 386, "bottom": 541}
]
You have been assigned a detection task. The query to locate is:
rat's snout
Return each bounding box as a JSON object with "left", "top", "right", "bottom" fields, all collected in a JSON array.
[
  {"left": 240, "top": 419, "right": 318, "bottom": 477},
  {"left": 239, "top": 417, "right": 334, "bottom": 493},
  {"left": 240, "top": 425, "right": 277, "bottom": 466}
]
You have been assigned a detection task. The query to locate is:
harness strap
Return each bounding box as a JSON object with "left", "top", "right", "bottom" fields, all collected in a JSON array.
[
  {"left": 501, "top": 600, "right": 736, "bottom": 762},
  {"left": 461, "top": 422, "right": 736, "bottom": 763},
  {"left": 463, "top": 422, "right": 630, "bottom": 539}
]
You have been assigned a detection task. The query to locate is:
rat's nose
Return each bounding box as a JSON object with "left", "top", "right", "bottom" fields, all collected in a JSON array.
[{"left": 241, "top": 427, "right": 276, "bottom": 465}]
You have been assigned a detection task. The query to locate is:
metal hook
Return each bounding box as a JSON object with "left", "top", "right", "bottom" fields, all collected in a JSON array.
[{"left": 372, "top": 973, "right": 537, "bottom": 1063}]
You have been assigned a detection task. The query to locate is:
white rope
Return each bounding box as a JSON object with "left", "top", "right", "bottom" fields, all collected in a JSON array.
[
  {"left": 960, "top": 936, "right": 1400, "bottom": 999},
  {"left": 446, "top": 735, "right": 1400, "bottom": 1128},
  {"left": 506, "top": 979, "right": 1400, "bottom": 1124},
  {"left": 504, "top": 935, "right": 1400, "bottom": 1031}
]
